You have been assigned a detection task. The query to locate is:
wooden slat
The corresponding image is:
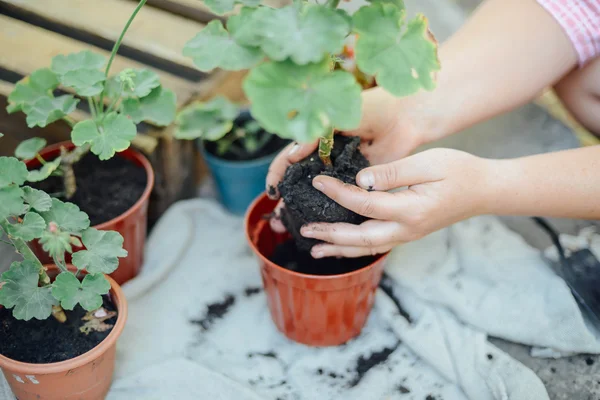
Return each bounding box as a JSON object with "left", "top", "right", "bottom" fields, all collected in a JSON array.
[
  {"left": 1, "top": 0, "right": 206, "bottom": 70},
  {"left": 0, "top": 15, "right": 194, "bottom": 106}
]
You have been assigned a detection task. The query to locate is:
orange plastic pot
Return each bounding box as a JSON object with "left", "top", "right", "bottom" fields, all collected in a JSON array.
[
  {"left": 0, "top": 264, "right": 127, "bottom": 400},
  {"left": 245, "top": 193, "right": 387, "bottom": 346},
  {"left": 25, "top": 141, "right": 154, "bottom": 285}
]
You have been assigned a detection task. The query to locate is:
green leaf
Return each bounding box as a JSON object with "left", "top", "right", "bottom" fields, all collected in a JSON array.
[
  {"left": 204, "top": 0, "right": 260, "bottom": 15},
  {"left": 52, "top": 272, "right": 110, "bottom": 311},
  {"left": 252, "top": 4, "right": 350, "bottom": 65},
  {"left": 39, "top": 229, "right": 73, "bottom": 259},
  {"left": 72, "top": 228, "right": 128, "bottom": 274},
  {"left": 366, "top": 0, "right": 405, "bottom": 9},
  {"left": 39, "top": 198, "right": 90, "bottom": 233},
  {"left": 243, "top": 60, "right": 362, "bottom": 142},
  {"left": 175, "top": 96, "right": 238, "bottom": 140},
  {"left": 0, "top": 261, "right": 57, "bottom": 321},
  {"left": 72, "top": 112, "right": 136, "bottom": 160},
  {"left": 0, "top": 157, "right": 28, "bottom": 188},
  {"left": 183, "top": 20, "right": 263, "bottom": 72},
  {"left": 353, "top": 5, "right": 440, "bottom": 97},
  {"left": 51, "top": 51, "right": 106, "bottom": 76},
  {"left": 23, "top": 95, "right": 79, "bottom": 128},
  {"left": 124, "top": 69, "right": 160, "bottom": 98},
  {"left": 0, "top": 186, "right": 25, "bottom": 220},
  {"left": 7, "top": 69, "right": 59, "bottom": 114},
  {"left": 22, "top": 187, "right": 52, "bottom": 212},
  {"left": 27, "top": 157, "right": 62, "bottom": 183},
  {"left": 61, "top": 69, "right": 106, "bottom": 97},
  {"left": 15, "top": 138, "right": 47, "bottom": 160},
  {"left": 7, "top": 212, "right": 46, "bottom": 241},
  {"left": 121, "top": 87, "right": 176, "bottom": 126}
]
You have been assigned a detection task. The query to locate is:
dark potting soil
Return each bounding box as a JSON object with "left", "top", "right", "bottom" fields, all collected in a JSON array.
[
  {"left": 279, "top": 136, "right": 370, "bottom": 252},
  {"left": 0, "top": 295, "right": 117, "bottom": 364},
  {"left": 205, "top": 134, "right": 289, "bottom": 162},
  {"left": 32, "top": 152, "right": 146, "bottom": 226},
  {"left": 270, "top": 238, "right": 375, "bottom": 276}
]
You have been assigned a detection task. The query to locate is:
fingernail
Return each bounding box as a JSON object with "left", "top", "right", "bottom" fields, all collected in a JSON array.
[
  {"left": 313, "top": 251, "right": 325, "bottom": 259},
  {"left": 358, "top": 171, "right": 375, "bottom": 189},
  {"left": 301, "top": 227, "right": 314, "bottom": 238},
  {"left": 288, "top": 143, "right": 300, "bottom": 156},
  {"left": 313, "top": 180, "right": 324, "bottom": 191}
]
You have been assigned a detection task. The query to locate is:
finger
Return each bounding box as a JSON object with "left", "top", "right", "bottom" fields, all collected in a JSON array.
[
  {"left": 265, "top": 141, "right": 318, "bottom": 199},
  {"left": 301, "top": 220, "right": 403, "bottom": 247},
  {"left": 269, "top": 200, "right": 287, "bottom": 233},
  {"left": 312, "top": 175, "right": 400, "bottom": 220},
  {"left": 311, "top": 243, "right": 393, "bottom": 259},
  {"left": 356, "top": 153, "right": 439, "bottom": 191}
]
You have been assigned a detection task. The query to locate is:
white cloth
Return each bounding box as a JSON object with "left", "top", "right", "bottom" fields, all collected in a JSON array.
[{"left": 2, "top": 199, "right": 599, "bottom": 400}]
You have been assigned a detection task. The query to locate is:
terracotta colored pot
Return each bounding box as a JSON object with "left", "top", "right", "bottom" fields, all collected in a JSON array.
[
  {"left": 0, "top": 264, "right": 127, "bottom": 400},
  {"left": 26, "top": 141, "right": 154, "bottom": 285},
  {"left": 245, "top": 193, "right": 387, "bottom": 346}
]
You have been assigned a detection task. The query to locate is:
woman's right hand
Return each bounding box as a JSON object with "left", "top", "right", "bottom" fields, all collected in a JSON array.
[{"left": 265, "top": 86, "right": 430, "bottom": 232}]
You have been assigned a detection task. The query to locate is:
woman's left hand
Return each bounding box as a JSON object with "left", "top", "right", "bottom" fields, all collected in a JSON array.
[{"left": 302, "top": 148, "right": 495, "bottom": 258}]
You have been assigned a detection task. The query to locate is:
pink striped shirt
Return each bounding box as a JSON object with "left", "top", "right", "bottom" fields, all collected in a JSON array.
[{"left": 537, "top": 0, "right": 600, "bottom": 66}]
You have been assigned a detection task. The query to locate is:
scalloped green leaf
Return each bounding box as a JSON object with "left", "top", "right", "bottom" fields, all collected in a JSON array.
[
  {"left": 51, "top": 51, "right": 106, "bottom": 76},
  {"left": 353, "top": 4, "right": 439, "bottom": 97},
  {"left": 15, "top": 138, "right": 47, "bottom": 160},
  {"left": 39, "top": 198, "right": 90, "bottom": 233},
  {"left": 0, "top": 186, "right": 25, "bottom": 220},
  {"left": 39, "top": 229, "right": 73, "bottom": 259},
  {"left": 23, "top": 95, "right": 79, "bottom": 128},
  {"left": 27, "top": 157, "right": 62, "bottom": 183},
  {"left": 124, "top": 69, "right": 160, "bottom": 98},
  {"left": 61, "top": 69, "right": 106, "bottom": 97},
  {"left": 121, "top": 87, "right": 176, "bottom": 126},
  {"left": 204, "top": 0, "right": 260, "bottom": 15},
  {"left": 252, "top": 3, "right": 350, "bottom": 65},
  {"left": 227, "top": 6, "right": 270, "bottom": 47},
  {"left": 175, "top": 96, "right": 239, "bottom": 140},
  {"left": 0, "top": 157, "right": 28, "bottom": 188},
  {"left": 0, "top": 261, "right": 57, "bottom": 321},
  {"left": 7, "top": 69, "right": 60, "bottom": 114},
  {"left": 52, "top": 272, "right": 110, "bottom": 311},
  {"left": 366, "top": 0, "right": 405, "bottom": 9},
  {"left": 243, "top": 60, "right": 362, "bottom": 142},
  {"left": 183, "top": 20, "right": 263, "bottom": 72},
  {"left": 72, "top": 228, "right": 128, "bottom": 274},
  {"left": 72, "top": 112, "right": 136, "bottom": 160},
  {"left": 7, "top": 212, "right": 46, "bottom": 241},
  {"left": 22, "top": 187, "right": 52, "bottom": 212}
]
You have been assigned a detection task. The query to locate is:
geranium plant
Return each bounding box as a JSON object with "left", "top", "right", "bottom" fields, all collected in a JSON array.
[
  {"left": 0, "top": 154, "right": 127, "bottom": 325},
  {"left": 6, "top": 0, "right": 176, "bottom": 198},
  {"left": 175, "top": 95, "right": 273, "bottom": 158},
  {"left": 183, "top": 0, "right": 439, "bottom": 165}
]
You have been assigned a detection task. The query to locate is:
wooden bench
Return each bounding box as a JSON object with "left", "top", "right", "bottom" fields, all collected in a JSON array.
[{"left": 0, "top": 0, "right": 241, "bottom": 226}]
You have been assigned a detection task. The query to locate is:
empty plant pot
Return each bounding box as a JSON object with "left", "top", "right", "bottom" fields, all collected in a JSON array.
[
  {"left": 245, "top": 193, "right": 387, "bottom": 346},
  {"left": 26, "top": 141, "right": 154, "bottom": 285},
  {"left": 0, "top": 265, "right": 127, "bottom": 400}
]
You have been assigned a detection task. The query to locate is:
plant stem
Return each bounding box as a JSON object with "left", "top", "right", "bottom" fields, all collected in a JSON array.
[
  {"left": 87, "top": 97, "right": 98, "bottom": 120},
  {"left": 326, "top": 0, "right": 341, "bottom": 8},
  {"left": 318, "top": 127, "right": 334, "bottom": 167},
  {"left": 0, "top": 220, "right": 50, "bottom": 286},
  {"left": 35, "top": 154, "right": 47, "bottom": 165},
  {"left": 62, "top": 116, "right": 76, "bottom": 128},
  {"left": 52, "top": 256, "right": 68, "bottom": 273},
  {"left": 99, "top": 0, "right": 148, "bottom": 108},
  {"left": 60, "top": 144, "right": 90, "bottom": 199}
]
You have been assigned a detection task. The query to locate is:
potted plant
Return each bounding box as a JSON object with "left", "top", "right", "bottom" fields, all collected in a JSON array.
[
  {"left": 175, "top": 96, "right": 289, "bottom": 214},
  {"left": 0, "top": 152, "right": 128, "bottom": 400},
  {"left": 183, "top": 0, "right": 439, "bottom": 345},
  {"left": 6, "top": 0, "right": 177, "bottom": 284}
]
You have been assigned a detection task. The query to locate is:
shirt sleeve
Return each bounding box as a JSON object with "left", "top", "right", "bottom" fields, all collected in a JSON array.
[{"left": 536, "top": 0, "right": 600, "bottom": 66}]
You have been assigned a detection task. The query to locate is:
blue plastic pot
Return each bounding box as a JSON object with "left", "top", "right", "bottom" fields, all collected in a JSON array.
[{"left": 199, "top": 111, "right": 287, "bottom": 215}]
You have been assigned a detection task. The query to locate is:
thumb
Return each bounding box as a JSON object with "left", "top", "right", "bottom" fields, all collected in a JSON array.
[{"left": 356, "top": 154, "right": 434, "bottom": 191}]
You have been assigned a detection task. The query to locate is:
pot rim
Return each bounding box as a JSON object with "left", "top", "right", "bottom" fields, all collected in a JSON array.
[
  {"left": 0, "top": 264, "right": 128, "bottom": 374},
  {"left": 244, "top": 192, "right": 388, "bottom": 281},
  {"left": 199, "top": 138, "right": 288, "bottom": 169},
  {"left": 26, "top": 141, "right": 154, "bottom": 230}
]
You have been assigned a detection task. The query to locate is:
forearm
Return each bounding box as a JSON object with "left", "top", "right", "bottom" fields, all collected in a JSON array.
[
  {"left": 485, "top": 146, "right": 600, "bottom": 219},
  {"left": 410, "top": 0, "right": 578, "bottom": 143}
]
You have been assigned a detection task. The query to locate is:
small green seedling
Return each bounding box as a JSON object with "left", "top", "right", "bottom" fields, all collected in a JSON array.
[
  {"left": 175, "top": 96, "right": 273, "bottom": 158},
  {"left": 6, "top": 0, "right": 176, "bottom": 199},
  {"left": 183, "top": 0, "right": 440, "bottom": 166},
  {"left": 0, "top": 153, "right": 127, "bottom": 330}
]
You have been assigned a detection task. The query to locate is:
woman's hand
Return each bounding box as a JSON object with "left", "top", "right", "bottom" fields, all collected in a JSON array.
[{"left": 301, "top": 148, "right": 493, "bottom": 258}]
